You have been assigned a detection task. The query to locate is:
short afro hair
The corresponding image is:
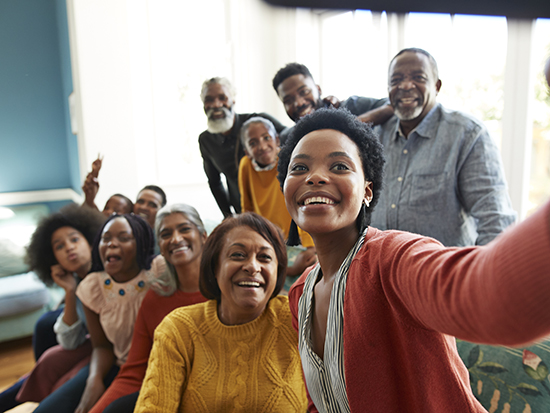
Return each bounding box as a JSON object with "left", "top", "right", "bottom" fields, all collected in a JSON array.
[
  {"left": 199, "top": 212, "right": 287, "bottom": 302},
  {"left": 277, "top": 108, "right": 385, "bottom": 231},
  {"left": 26, "top": 203, "right": 106, "bottom": 286},
  {"left": 90, "top": 213, "right": 155, "bottom": 273},
  {"left": 391, "top": 48, "right": 439, "bottom": 80},
  {"left": 272, "top": 63, "right": 314, "bottom": 92},
  {"left": 138, "top": 185, "right": 167, "bottom": 207}
]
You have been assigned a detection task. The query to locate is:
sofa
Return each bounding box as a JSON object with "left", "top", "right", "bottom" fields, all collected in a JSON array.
[{"left": 0, "top": 204, "right": 58, "bottom": 343}]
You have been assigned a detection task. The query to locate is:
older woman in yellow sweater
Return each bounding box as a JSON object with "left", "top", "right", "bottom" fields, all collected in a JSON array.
[{"left": 134, "top": 212, "right": 307, "bottom": 412}]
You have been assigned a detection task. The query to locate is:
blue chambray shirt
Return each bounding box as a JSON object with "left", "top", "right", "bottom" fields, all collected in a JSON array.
[{"left": 371, "top": 103, "right": 517, "bottom": 247}]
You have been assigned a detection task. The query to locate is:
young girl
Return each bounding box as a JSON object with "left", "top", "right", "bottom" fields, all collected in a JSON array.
[
  {"left": 277, "top": 108, "right": 550, "bottom": 412},
  {"left": 0, "top": 204, "right": 104, "bottom": 412},
  {"left": 33, "top": 213, "right": 157, "bottom": 413},
  {"left": 89, "top": 204, "right": 209, "bottom": 413}
]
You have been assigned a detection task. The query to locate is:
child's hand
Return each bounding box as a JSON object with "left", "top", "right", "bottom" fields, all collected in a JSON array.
[
  {"left": 51, "top": 264, "right": 77, "bottom": 293},
  {"left": 82, "top": 172, "right": 100, "bottom": 204},
  {"left": 90, "top": 154, "right": 103, "bottom": 178}
]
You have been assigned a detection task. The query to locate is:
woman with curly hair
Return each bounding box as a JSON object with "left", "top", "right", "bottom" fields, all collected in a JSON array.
[{"left": 0, "top": 203, "right": 105, "bottom": 412}]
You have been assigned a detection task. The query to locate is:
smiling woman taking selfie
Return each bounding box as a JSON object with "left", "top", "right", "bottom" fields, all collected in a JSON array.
[
  {"left": 134, "top": 213, "right": 307, "bottom": 413},
  {"left": 277, "top": 108, "right": 550, "bottom": 413}
]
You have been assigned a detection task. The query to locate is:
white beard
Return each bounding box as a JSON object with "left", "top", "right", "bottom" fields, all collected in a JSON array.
[
  {"left": 206, "top": 107, "right": 235, "bottom": 134},
  {"left": 394, "top": 105, "right": 423, "bottom": 121}
]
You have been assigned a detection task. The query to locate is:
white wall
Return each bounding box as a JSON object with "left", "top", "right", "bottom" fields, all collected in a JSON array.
[{"left": 67, "top": 0, "right": 314, "bottom": 223}]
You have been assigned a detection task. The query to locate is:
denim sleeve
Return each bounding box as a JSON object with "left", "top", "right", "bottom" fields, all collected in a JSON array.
[
  {"left": 457, "top": 127, "right": 517, "bottom": 245},
  {"left": 342, "top": 96, "right": 389, "bottom": 115}
]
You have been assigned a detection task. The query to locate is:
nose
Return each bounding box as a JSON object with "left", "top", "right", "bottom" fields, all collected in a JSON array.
[
  {"left": 171, "top": 230, "right": 183, "bottom": 243},
  {"left": 306, "top": 170, "right": 328, "bottom": 185},
  {"left": 398, "top": 78, "right": 416, "bottom": 90},
  {"left": 294, "top": 95, "right": 307, "bottom": 108},
  {"left": 243, "top": 257, "right": 261, "bottom": 274},
  {"left": 212, "top": 98, "right": 223, "bottom": 108}
]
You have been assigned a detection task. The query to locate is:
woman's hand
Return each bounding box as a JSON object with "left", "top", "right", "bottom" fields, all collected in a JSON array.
[
  {"left": 51, "top": 264, "right": 77, "bottom": 293},
  {"left": 74, "top": 376, "right": 105, "bottom": 413}
]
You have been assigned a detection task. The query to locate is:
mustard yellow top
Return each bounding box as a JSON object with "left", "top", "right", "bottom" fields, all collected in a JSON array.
[
  {"left": 238, "top": 155, "right": 314, "bottom": 247},
  {"left": 135, "top": 296, "right": 307, "bottom": 413}
]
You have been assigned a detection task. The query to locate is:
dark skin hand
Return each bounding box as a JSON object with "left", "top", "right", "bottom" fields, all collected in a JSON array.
[
  {"left": 81, "top": 155, "right": 103, "bottom": 212},
  {"left": 323, "top": 96, "right": 340, "bottom": 108},
  {"left": 51, "top": 265, "right": 80, "bottom": 327}
]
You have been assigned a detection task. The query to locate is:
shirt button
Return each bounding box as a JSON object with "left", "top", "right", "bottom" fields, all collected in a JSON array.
[
  {"left": 391, "top": 204, "right": 396, "bottom": 209},
  {"left": 397, "top": 177, "right": 403, "bottom": 182},
  {"left": 403, "top": 149, "right": 408, "bottom": 154}
]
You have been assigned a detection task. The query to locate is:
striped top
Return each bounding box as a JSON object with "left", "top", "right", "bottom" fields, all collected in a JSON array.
[{"left": 298, "top": 230, "right": 367, "bottom": 413}]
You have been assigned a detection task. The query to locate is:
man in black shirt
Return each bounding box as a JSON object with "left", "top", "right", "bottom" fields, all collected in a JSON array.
[{"left": 198, "top": 77, "right": 286, "bottom": 217}]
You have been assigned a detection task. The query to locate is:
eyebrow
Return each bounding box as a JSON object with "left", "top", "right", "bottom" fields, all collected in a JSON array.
[
  {"left": 229, "top": 242, "right": 273, "bottom": 251},
  {"left": 291, "top": 151, "right": 353, "bottom": 161}
]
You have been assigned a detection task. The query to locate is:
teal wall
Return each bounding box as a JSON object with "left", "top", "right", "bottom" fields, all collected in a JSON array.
[{"left": 0, "top": 0, "right": 79, "bottom": 195}]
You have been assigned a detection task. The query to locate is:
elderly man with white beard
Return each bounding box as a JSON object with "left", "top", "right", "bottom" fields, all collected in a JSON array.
[
  {"left": 371, "top": 48, "right": 516, "bottom": 247},
  {"left": 198, "top": 77, "right": 287, "bottom": 218}
]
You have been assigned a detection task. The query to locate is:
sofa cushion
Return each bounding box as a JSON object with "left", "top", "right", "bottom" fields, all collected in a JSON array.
[
  {"left": 0, "top": 272, "right": 49, "bottom": 317},
  {"left": 0, "top": 238, "right": 28, "bottom": 278},
  {"left": 457, "top": 339, "right": 550, "bottom": 413}
]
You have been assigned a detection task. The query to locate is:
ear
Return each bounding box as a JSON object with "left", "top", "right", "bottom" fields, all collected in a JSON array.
[
  {"left": 435, "top": 79, "right": 442, "bottom": 94},
  {"left": 201, "top": 232, "right": 208, "bottom": 244},
  {"left": 244, "top": 147, "right": 252, "bottom": 159},
  {"left": 364, "top": 181, "right": 373, "bottom": 202},
  {"left": 317, "top": 84, "right": 322, "bottom": 97},
  {"left": 275, "top": 134, "right": 280, "bottom": 147}
]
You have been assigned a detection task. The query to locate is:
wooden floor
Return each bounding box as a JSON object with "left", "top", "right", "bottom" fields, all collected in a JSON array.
[{"left": 0, "top": 337, "right": 39, "bottom": 412}]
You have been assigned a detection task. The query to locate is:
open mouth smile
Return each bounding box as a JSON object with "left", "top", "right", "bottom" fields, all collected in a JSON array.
[
  {"left": 171, "top": 246, "right": 189, "bottom": 254},
  {"left": 301, "top": 196, "right": 336, "bottom": 206},
  {"left": 105, "top": 254, "right": 121, "bottom": 263},
  {"left": 236, "top": 280, "right": 263, "bottom": 288}
]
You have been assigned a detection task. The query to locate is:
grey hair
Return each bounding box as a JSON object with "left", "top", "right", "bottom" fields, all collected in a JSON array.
[
  {"left": 390, "top": 47, "right": 439, "bottom": 80},
  {"left": 200, "top": 77, "right": 236, "bottom": 103},
  {"left": 150, "top": 204, "right": 206, "bottom": 297},
  {"left": 240, "top": 116, "right": 278, "bottom": 148}
]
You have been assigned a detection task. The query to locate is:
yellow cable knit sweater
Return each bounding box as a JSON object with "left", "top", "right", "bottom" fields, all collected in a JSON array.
[{"left": 135, "top": 296, "right": 307, "bottom": 413}]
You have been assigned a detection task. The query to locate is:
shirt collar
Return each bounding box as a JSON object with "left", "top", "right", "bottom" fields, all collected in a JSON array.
[{"left": 251, "top": 158, "right": 277, "bottom": 171}]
